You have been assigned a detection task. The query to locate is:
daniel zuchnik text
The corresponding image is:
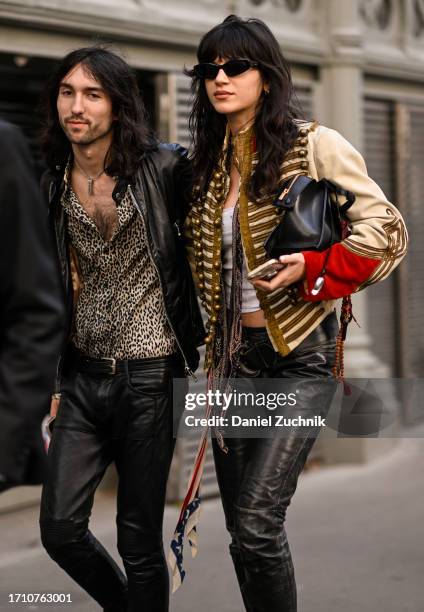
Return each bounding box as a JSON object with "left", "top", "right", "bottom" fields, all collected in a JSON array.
[
  {"left": 183, "top": 390, "right": 326, "bottom": 428},
  {"left": 185, "top": 415, "right": 326, "bottom": 428}
]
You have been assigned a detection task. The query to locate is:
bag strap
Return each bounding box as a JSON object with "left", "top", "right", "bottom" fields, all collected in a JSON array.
[
  {"left": 273, "top": 175, "right": 313, "bottom": 209},
  {"left": 321, "top": 179, "right": 356, "bottom": 214},
  {"left": 273, "top": 175, "right": 356, "bottom": 215}
]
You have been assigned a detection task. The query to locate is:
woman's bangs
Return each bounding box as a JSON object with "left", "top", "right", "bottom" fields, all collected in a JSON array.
[{"left": 198, "top": 26, "right": 260, "bottom": 63}]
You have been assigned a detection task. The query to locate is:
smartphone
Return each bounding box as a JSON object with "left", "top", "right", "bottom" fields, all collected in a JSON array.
[{"left": 247, "top": 259, "right": 286, "bottom": 281}]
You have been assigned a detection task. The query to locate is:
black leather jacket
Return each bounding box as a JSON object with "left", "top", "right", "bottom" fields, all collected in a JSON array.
[{"left": 42, "top": 143, "right": 205, "bottom": 377}]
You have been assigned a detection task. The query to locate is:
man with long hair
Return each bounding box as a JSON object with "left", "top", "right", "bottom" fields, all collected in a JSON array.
[{"left": 38, "top": 46, "right": 204, "bottom": 612}]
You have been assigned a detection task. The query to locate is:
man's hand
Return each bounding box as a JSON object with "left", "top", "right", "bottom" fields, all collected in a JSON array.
[
  {"left": 50, "top": 394, "right": 61, "bottom": 418},
  {"left": 252, "top": 253, "right": 306, "bottom": 293}
]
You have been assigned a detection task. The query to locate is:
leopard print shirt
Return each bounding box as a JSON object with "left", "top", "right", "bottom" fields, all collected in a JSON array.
[{"left": 61, "top": 182, "right": 177, "bottom": 359}]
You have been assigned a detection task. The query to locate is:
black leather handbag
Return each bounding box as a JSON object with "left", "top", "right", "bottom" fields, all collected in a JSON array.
[
  {"left": 263, "top": 174, "right": 357, "bottom": 385},
  {"left": 264, "top": 174, "right": 355, "bottom": 258}
]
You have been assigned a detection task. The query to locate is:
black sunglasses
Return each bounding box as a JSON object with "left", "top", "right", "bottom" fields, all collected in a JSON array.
[{"left": 193, "top": 59, "right": 259, "bottom": 80}]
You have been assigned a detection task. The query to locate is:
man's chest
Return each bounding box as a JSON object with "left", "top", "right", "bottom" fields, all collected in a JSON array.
[
  {"left": 72, "top": 174, "right": 118, "bottom": 241},
  {"left": 79, "top": 194, "right": 118, "bottom": 241},
  {"left": 63, "top": 183, "right": 143, "bottom": 263}
]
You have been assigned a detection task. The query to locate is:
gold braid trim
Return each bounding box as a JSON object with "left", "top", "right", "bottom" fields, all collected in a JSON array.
[
  {"left": 234, "top": 124, "right": 291, "bottom": 354},
  {"left": 240, "top": 196, "right": 291, "bottom": 354},
  {"left": 354, "top": 214, "right": 408, "bottom": 290},
  {"left": 285, "top": 308, "right": 326, "bottom": 344},
  {"left": 279, "top": 302, "right": 317, "bottom": 334}
]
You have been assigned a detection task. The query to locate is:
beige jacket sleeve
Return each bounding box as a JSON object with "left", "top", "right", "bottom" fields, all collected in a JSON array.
[{"left": 299, "top": 125, "right": 408, "bottom": 301}]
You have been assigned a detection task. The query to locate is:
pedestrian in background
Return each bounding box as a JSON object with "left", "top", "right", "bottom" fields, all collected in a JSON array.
[{"left": 0, "top": 119, "right": 64, "bottom": 493}]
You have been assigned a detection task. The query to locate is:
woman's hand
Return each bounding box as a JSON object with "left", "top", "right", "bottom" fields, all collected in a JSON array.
[{"left": 252, "top": 253, "right": 306, "bottom": 293}]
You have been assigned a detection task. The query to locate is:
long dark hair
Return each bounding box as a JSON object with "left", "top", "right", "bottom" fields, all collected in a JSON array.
[
  {"left": 187, "top": 15, "right": 304, "bottom": 198},
  {"left": 41, "top": 45, "right": 157, "bottom": 176}
]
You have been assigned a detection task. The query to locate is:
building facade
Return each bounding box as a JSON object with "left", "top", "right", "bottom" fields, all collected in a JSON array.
[{"left": 0, "top": 0, "right": 423, "bottom": 507}]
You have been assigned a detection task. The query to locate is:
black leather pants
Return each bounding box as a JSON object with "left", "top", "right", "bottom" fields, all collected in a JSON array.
[
  {"left": 39, "top": 350, "right": 185, "bottom": 612},
  {"left": 212, "top": 312, "right": 338, "bottom": 612}
]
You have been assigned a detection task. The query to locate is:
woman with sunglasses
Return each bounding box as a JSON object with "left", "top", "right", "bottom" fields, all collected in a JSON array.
[{"left": 179, "top": 14, "right": 407, "bottom": 611}]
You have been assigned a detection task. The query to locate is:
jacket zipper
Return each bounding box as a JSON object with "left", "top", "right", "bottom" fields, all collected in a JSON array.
[
  {"left": 128, "top": 185, "right": 197, "bottom": 381},
  {"left": 174, "top": 221, "right": 181, "bottom": 237}
]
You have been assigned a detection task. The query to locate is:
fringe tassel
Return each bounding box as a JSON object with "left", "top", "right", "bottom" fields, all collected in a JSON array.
[{"left": 332, "top": 295, "right": 354, "bottom": 396}]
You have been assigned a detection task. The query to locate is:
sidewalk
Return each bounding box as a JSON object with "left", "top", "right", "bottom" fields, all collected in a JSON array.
[{"left": 0, "top": 430, "right": 423, "bottom": 611}]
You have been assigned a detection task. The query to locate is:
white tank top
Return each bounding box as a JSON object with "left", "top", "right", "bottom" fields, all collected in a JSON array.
[{"left": 222, "top": 207, "right": 261, "bottom": 313}]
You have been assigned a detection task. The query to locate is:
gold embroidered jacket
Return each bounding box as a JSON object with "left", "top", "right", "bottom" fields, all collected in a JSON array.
[{"left": 185, "top": 121, "right": 408, "bottom": 370}]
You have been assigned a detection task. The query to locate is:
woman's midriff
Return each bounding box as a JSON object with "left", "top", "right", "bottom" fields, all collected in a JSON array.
[{"left": 242, "top": 309, "right": 267, "bottom": 327}]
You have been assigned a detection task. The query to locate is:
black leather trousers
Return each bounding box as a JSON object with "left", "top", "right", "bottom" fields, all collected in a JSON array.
[
  {"left": 39, "top": 350, "right": 185, "bottom": 612},
  {"left": 212, "top": 312, "right": 338, "bottom": 612}
]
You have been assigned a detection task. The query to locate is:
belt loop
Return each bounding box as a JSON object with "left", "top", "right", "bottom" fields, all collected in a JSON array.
[{"left": 124, "top": 359, "right": 130, "bottom": 380}]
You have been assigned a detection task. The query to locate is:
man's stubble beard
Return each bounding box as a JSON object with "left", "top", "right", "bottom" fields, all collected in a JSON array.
[{"left": 62, "top": 122, "right": 114, "bottom": 147}]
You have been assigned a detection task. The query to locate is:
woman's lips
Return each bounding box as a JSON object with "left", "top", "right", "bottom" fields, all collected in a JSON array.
[{"left": 214, "top": 91, "right": 233, "bottom": 99}]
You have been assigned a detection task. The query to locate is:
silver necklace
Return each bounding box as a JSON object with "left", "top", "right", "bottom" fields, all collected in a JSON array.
[{"left": 74, "top": 158, "right": 105, "bottom": 196}]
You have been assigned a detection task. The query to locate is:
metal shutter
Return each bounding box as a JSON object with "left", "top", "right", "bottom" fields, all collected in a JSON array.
[
  {"left": 403, "top": 106, "right": 424, "bottom": 380},
  {"left": 363, "top": 98, "right": 398, "bottom": 375},
  {"left": 362, "top": 99, "right": 424, "bottom": 423},
  {"left": 174, "top": 74, "right": 192, "bottom": 149}
]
